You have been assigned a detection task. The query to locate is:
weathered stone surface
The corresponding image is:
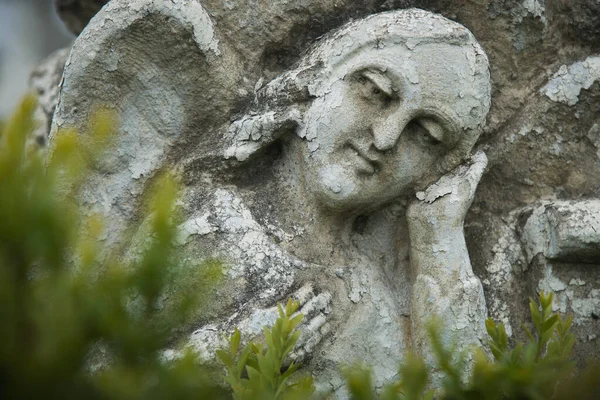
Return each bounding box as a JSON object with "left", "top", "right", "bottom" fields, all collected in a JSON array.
[
  {"left": 29, "top": 47, "right": 69, "bottom": 145},
  {"left": 541, "top": 56, "right": 600, "bottom": 106},
  {"left": 520, "top": 200, "right": 600, "bottom": 264},
  {"left": 45, "top": 0, "right": 600, "bottom": 394}
]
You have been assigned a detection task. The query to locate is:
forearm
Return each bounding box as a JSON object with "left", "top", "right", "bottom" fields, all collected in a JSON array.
[{"left": 408, "top": 221, "right": 487, "bottom": 366}]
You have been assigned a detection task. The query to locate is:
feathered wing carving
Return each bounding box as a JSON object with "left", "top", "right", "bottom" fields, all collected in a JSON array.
[{"left": 50, "top": 0, "right": 242, "bottom": 250}]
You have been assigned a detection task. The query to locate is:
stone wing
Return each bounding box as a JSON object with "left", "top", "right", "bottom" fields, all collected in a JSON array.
[{"left": 50, "top": 0, "right": 242, "bottom": 247}]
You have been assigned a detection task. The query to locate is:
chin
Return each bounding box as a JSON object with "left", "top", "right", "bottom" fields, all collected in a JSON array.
[
  {"left": 314, "top": 185, "right": 395, "bottom": 214},
  {"left": 310, "top": 167, "right": 413, "bottom": 213}
]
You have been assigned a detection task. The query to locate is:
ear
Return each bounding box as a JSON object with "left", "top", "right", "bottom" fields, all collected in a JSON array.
[{"left": 50, "top": 0, "right": 241, "bottom": 250}]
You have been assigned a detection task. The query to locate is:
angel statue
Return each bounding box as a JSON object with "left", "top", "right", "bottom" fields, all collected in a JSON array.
[{"left": 50, "top": 1, "right": 491, "bottom": 396}]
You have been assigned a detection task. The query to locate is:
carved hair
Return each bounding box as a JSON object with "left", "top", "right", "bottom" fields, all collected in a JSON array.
[{"left": 225, "top": 9, "right": 491, "bottom": 173}]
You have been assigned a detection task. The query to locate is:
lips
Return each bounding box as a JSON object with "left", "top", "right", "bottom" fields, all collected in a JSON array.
[{"left": 347, "top": 142, "right": 381, "bottom": 175}]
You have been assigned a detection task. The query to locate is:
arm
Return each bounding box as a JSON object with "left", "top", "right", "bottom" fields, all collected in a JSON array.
[{"left": 406, "top": 152, "right": 489, "bottom": 377}]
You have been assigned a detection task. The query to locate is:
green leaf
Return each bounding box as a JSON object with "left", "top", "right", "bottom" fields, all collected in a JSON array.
[
  {"left": 542, "top": 314, "right": 559, "bottom": 334},
  {"left": 522, "top": 324, "right": 535, "bottom": 343},
  {"left": 270, "top": 322, "right": 282, "bottom": 353},
  {"left": 216, "top": 349, "right": 233, "bottom": 368},
  {"left": 509, "top": 342, "right": 524, "bottom": 366},
  {"left": 380, "top": 382, "right": 402, "bottom": 400},
  {"left": 250, "top": 342, "right": 262, "bottom": 355},
  {"left": 219, "top": 298, "right": 314, "bottom": 398},
  {"left": 285, "top": 298, "right": 299, "bottom": 317},
  {"left": 540, "top": 329, "right": 554, "bottom": 349},
  {"left": 562, "top": 314, "right": 573, "bottom": 332},
  {"left": 288, "top": 314, "right": 303, "bottom": 331},
  {"left": 256, "top": 353, "right": 275, "bottom": 387},
  {"left": 489, "top": 343, "right": 504, "bottom": 361},
  {"left": 230, "top": 328, "right": 241, "bottom": 356},
  {"left": 246, "top": 365, "right": 262, "bottom": 384},
  {"left": 287, "top": 330, "right": 301, "bottom": 353},
  {"left": 398, "top": 353, "right": 429, "bottom": 400},
  {"left": 562, "top": 336, "right": 575, "bottom": 356},
  {"left": 423, "top": 390, "right": 436, "bottom": 400},
  {"left": 277, "top": 366, "right": 303, "bottom": 398},
  {"left": 284, "top": 375, "right": 315, "bottom": 399},
  {"left": 344, "top": 367, "right": 374, "bottom": 400},
  {"left": 485, "top": 318, "right": 498, "bottom": 338},
  {"left": 486, "top": 319, "right": 510, "bottom": 362},
  {"left": 246, "top": 356, "right": 260, "bottom": 372},
  {"left": 540, "top": 292, "right": 553, "bottom": 316},
  {"left": 529, "top": 298, "right": 542, "bottom": 331},
  {"left": 237, "top": 346, "right": 252, "bottom": 377},
  {"left": 281, "top": 362, "right": 301, "bottom": 382},
  {"left": 285, "top": 298, "right": 293, "bottom": 316},
  {"left": 264, "top": 328, "right": 275, "bottom": 352},
  {"left": 523, "top": 342, "right": 538, "bottom": 366},
  {"left": 499, "top": 323, "right": 508, "bottom": 346}
]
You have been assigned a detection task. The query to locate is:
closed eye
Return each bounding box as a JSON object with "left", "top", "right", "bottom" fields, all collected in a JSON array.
[
  {"left": 419, "top": 118, "right": 445, "bottom": 144},
  {"left": 406, "top": 118, "right": 445, "bottom": 147},
  {"left": 354, "top": 70, "right": 395, "bottom": 106}
]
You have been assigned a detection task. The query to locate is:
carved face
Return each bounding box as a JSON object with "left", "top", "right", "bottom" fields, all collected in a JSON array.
[{"left": 299, "top": 42, "right": 488, "bottom": 211}]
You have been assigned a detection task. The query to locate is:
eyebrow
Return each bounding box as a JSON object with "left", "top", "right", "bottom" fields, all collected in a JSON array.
[{"left": 362, "top": 70, "right": 394, "bottom": 96}]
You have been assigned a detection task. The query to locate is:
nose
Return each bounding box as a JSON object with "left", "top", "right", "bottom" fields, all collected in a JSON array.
[{"left": 372, "top": 109, "right": 413, "bottom": 151}]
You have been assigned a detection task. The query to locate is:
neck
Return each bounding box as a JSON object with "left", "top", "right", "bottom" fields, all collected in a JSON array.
[
  {"left": 296, "top": 202, "right": 360, "bottom": 264},
  {"left": 272, "top": 139, "right": 363, "bottom": 265}
]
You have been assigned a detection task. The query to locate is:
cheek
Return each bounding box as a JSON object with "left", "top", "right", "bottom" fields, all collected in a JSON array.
[
  {"left": 329, "top": 95, "right": 369, "bottom": 131},
  {"left": 307, "top": 91, "right": 371, "bottom": 153}
]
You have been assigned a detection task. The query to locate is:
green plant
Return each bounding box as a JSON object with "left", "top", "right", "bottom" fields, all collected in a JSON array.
[
  {"left": 3, "top": 96, "right": 599, "bottom": 400},
  {"left": 218, "top": 299, "right": 315, "bottom": 400},
  {"left": 343, "top": 291, "right": 595, "bottom": 400},
  {"left": 0, "top": 96, "right": 224, "bottom": 400},
  {"left": 344, "top": 355, "right": 435, "bottom": 400}
]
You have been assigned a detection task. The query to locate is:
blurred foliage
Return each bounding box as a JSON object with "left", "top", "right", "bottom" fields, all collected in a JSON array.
[
  {"left": 2, "top": 96, "right": 600, "bottom": 400},
  {"left": 218, "top": 299, "right": 315, "bottom": 400},
  {"left": 0, "top": 96, "right": 226, "bottom": 400},
  {"left": 344, "top": 292, "right": 600, "bottom": 400}
]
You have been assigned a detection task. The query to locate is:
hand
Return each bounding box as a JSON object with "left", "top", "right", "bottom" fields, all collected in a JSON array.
[
  {"left": 288, "top": 284, "right": 332, "bottom": 363},
  {"left": 407, "top": 151, "right": 487, "bottom": 229},
  {"left": 182, "top": 283, "right": 331, "bottom": 364}
]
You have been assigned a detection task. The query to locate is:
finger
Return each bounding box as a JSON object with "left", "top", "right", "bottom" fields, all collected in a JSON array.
[
  {"left": 422, "top": 152, "right": 488, "bottom": 199},
  {"left": 301, "top": 318, "right": 331, "bottom": 356},
  {"left": 288, "top": 348, "right": 306, "bottom": 363},
  {"left": 295, "top": 313, "right": 327, "bottom": 348},
  {"left": 298, "top": 292, "right": 332, "bottom": 320},
  {"left": 292, "top": 283, "right": 315, "bottom": 306},
  {"left": 320, "top": 322, "right": 332, "bottom": 337},
  {"left": 305, "top": 313, "right": 327, "bottom": 333},
  {"left": 303, "top": 329, "right": 324, "bottom": 353}
]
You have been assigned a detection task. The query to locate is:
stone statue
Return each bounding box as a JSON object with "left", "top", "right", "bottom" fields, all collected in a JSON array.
[
  {"left": 39, "top": 0, "right": 600, "bottom": 395},
  {"left": 50, "top": 0, "right": 491, "bottom": 396},
  {"left": 217, "top": 9, "right": 491, "bottom": 391}
]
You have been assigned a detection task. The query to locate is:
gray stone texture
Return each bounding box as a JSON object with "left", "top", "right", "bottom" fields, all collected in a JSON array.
[
  {"left": 44, "top": 0, "right": 600, "bottom": 395},
  {"left": 29, "top": 47, "right": 69, "bottom": 145}
]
